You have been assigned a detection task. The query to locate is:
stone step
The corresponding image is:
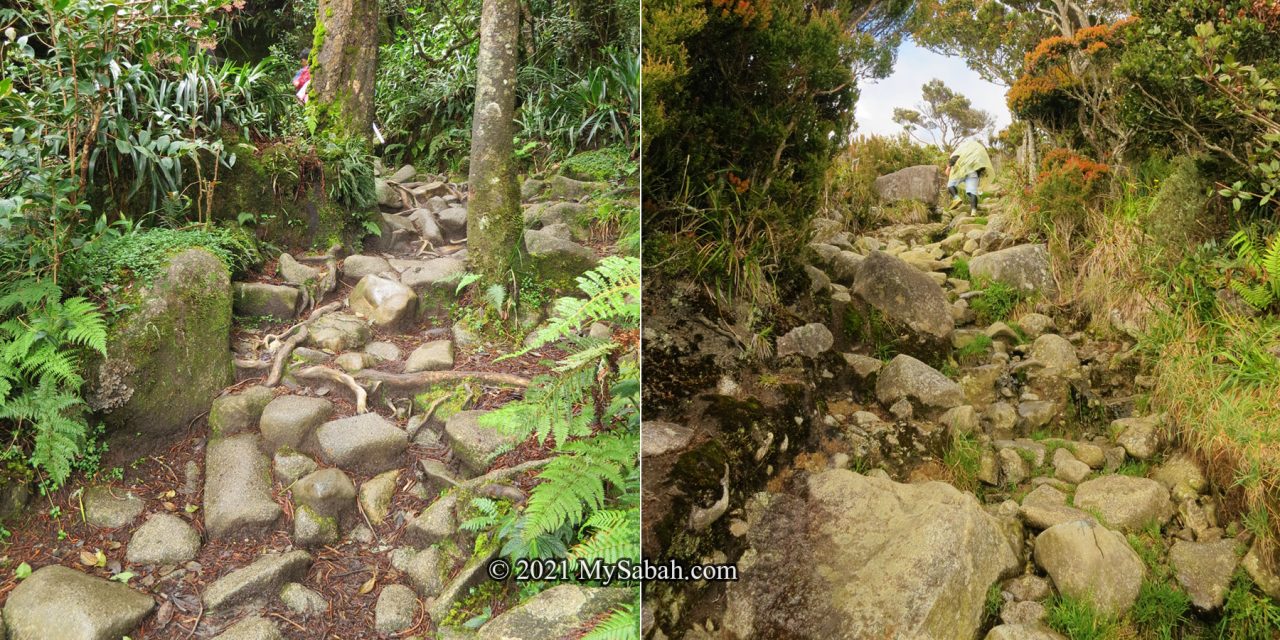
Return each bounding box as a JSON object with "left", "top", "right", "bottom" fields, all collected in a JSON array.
[
  {"left": 204, "top": 434, "right": 282, "bottom": 540},
  {"left": 202, "top": 550, "right": 312, "bottom": 612}
]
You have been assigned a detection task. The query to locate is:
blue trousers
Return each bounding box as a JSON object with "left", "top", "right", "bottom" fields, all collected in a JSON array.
[{"left": 947, "top": 171, "right": 980, "bottom": 196}]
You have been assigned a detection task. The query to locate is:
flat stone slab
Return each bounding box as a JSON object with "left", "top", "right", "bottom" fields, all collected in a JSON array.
[
  {"left": 477, "top": 585, "right": 631, "bottom": 639},
  {"left": 445, "top": 410, "right": 520, "bottom": 476},
  {"left": 83, "top": 485, "right": 145, "bottom": 529},
  {"left": 208, "top": 385, "right": 274, "bottom": 437},
  {"left": 1073, "top": 475, "right": 1173, "bottom": 533},
  {"left": 202, "top": 550, "right": 312, "bottom": 612},
  {"left": 3, "top": 564, "right": 154, "bottom": 640},
  {"left": 305, "top": 313, "right": 372, "bottom": 353},
  {"left": 260, "top": 395, "right": 333, "bottom": 452},
  {"left": 211, "top": 615, "right": 285, "bottom": 640},
  {"left": 126, "top": 513, "right": 201, "bottom": 565},
  {"left": 1170, "top": 538, "right": 1239, "bottom": 611},
  {"left": 405, "top": 340, "right": 454, "bottom": 372},
  {"left": 205, "top": 434, "right": 282, "bottom": 539},
  {"left": 310, "top": 413, "right": 408, "bottom": 475}
]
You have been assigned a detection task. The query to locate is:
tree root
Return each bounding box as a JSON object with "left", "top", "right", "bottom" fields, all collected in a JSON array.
[
  {"left": 266, "top": 326, "right": 308, "bottom": 387},
  {"left": 295, "top": 365, "right": 369, "bottom": 413},
  {"left": 355, "top": 369, "right": 531, "bottom": 392}
]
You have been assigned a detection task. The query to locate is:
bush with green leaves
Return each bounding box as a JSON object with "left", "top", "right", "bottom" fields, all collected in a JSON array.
[{"left": 1226, "top": 226, "right": 1280, "bottom": 312}]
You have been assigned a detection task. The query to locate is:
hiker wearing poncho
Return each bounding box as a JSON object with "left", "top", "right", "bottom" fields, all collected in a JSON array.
[{"left": 946, "top": 138, "right": 994, "bottom": 214}]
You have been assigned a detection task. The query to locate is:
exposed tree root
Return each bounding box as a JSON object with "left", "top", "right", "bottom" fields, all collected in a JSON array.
[
  {"left": 295, "top": 365, "right": 369, "bottom": 413},
  {"left": 266, "top": 326, "right": 308, "bottom": 387},
  {"left": 355, "top": 369, "right": 531, "bottom": 392}
]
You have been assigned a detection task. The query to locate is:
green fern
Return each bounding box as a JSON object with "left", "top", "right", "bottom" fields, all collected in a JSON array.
[
  {"left": 1228, "top": 227, "right": 1280, "bottom": 310},
  {"left": 569, "top": 507, "right": 640, "bottom": 564},
  {"left": 582, "top": 603, "right": 641, "bottom": 640},
  {"left": 0, "top": 278, "right": 107, "bottom": 487}
]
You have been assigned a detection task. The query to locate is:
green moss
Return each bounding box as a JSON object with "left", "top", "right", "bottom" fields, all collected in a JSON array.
[{"left": 415, "top": 383, "right": 475, "bottom": 423}]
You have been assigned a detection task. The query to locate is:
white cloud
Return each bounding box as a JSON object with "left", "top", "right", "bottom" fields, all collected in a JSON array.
[{"left": 854, "top": 40, "right": 1011, "bottom": 141}]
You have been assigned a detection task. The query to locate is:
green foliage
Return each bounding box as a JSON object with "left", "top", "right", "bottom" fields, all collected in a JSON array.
[
  {"left": 943, "top": 431, "right": 983, "bottom": 492},
  {"left": 1218, "top": 572, "right": 1280, "bottom": 639},
  {"left": 0, "top": 278, "right": 107, "bottom": 488},
  {"left": 471, "top": 256, "right": 640, "bottom": 575},
  {"left": 1132, "top": 579, "right": 1190, "bottom": 640},
  {"left": 909, "top": 0, "right": 1049, "bottom": 85},
  {"left": 582, "top": 601, "right": 641, "bottom": 640},
  {"left": 969, "top": 279, "right": 1026, "bottom": 326},
  {"left": 1226, "top": 226, "right": 1280, "bottom": 312},
  {"left": 67, "top": 226, "right": 261, "bottom": 305},
  {"left": 951, "top": 255, "right": 970, "bottom": 281},
  {"left": 955, "top": 334, "right": 992, "bottom": 364},
  {"left": 1044, "top": 594, "right": 1120, "bottom": 640},
  {"left": 561, "top": 146, "right": 637, "bottom": 182}
]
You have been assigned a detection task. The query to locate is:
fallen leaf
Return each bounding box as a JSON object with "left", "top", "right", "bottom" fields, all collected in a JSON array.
[
  {"left": 79, "top": 550, "right": 98, "bottom": 566},
  {"left": 162, "top": 490, "right": 176, "bottom": 499},
  {"left": 358, "top": 573, "right": 377, "bottom": 595},
  {"left": 15, "top": 562, "right": 31, "bottom": 579},
  {"left": 156, "top": 600, "right": 175, "bottom": 627},
  {"left": 163, "top": 501, "right": 177, "bottom": 511},
  {"left": 111, "top": 571, "right": 135, "bottom": 584},
  {"left": 96, "top": 549, "right": 107, "bottom": 567}
]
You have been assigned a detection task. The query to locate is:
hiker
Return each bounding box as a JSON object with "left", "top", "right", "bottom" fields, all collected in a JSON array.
[
  {"left": 945, "top": 138, "right": 994, "bottom": 215},
  {"left": 292, "top": 51, "right": 310, "bottom": 104}
]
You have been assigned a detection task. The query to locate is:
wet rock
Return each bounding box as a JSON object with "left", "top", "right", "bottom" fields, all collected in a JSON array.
[
  {"left": 202, "top": 550, "right": 312, "bottom": 612},
  {"left": 445, "top": 410, "right": 520, "bottom": 476},
  {"left": 376, "top": 584, "right": 419, "bottom": 634},
  {"left": 1073, "top": 475, "right": 1173, "bottom": 533},
  {"left": 851, "top": 251, "right": 954, "bottom": 356},
  {"left": 306, "top": 313, "right": 372, "bottom": 353},
  {"left": 208, "top": 385, "right": 274, "bottom": 437},
  {"left": 875, "top": 355, "right": 963, "bottom": 418},
  {"left": 1170, "top": 538, "right": 1238, "bottom": 611},
  {"left": 342, "top": 255, "right": 393, "bottom": 283},
  {"left": 2, "top": 565, "right": 154, "bottom": 640},
  {"left": 233, "top": 282, "right": 299, "bottom": 319},
  {"left": 349, "top": 275, "right": 418, "bottom": 329},
  {"left": 723, "top": 470, "right": 1019, "bottom": 639},
  {"left": 400, "top": 546, "right": 459, "bottom": 598},
  {"left": 279, "top": 582, "right": 327, "bottom": 618},
  {"left": 83, "top": 485, "right": 145, "bottom": 529},
  {"left": 775, "top": 323, "right": 833, "bottom": 360},
  {"left": 205, "top": 434, "right": 281, "bottom": 539},
  {"left": 967, "top": 244, "right": 1057, "bottom": 297},
  {"left": 211, "top": 615, "right": 283, "bottom": 640},
  {"left": 1034, "top": 520, "right": 1145, "bottom": 615},
  {"left": 476, "top": 585, "right": 631, "bottom": 640},
  {"left": 311, "top": 413, "right": 408, "bottom": 475},
  {"left": 405, "top": 340, "right": 455, "bottom": 372},
  {"left": 126, "top": 513, "right": 200, "bottom": 565},
  {"left": 260, "top": 396, "right": 333, "bottom": 453}
]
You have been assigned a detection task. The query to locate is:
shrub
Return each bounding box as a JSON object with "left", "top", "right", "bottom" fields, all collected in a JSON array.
[
  {"left": 1044, "top": 594, "right": 1120, "bottom": 640},
  {"left": 1026, "top": 148, "right": 1111, "bottom": 250}
]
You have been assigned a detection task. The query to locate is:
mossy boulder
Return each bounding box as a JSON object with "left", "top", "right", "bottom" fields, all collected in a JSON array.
[
  {"left": 87, "top": 248, "right": 234, "bottom": 451},
  {"left": 523, "top": 228, "right": 598, "bottom": 292}
]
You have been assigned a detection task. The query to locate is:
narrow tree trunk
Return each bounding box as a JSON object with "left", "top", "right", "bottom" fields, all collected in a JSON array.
[
  {"left": 309, "top": 0, "right": 379, "bottom": 140},
  {"left": 466, "top": 0, "right": 522, "bottom": 281}
]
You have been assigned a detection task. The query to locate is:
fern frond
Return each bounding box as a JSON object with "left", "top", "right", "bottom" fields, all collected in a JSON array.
[
  {"left": 503, "top": 256, "right": 638, "bottom": 357},
  {"left": 569, "top": 508, "right": 640, "bottom": 564},
  {"left": 520, "top": 440, "right": 629, "bottom": 542},
  {"left": 478, "top": 366, "right": 597, "bottom": 446},
  {"left": 581, "top": 604, "right": 641, "bottom": 640},
  {"left": 59, "top": 297, "right": 108, "bottom": 354},
  {"left": 1231, "top": 280, "right": 1275, "bottom": 310},
  {"left": 0, "top": 278, "right": 60, "bottom": 315}
]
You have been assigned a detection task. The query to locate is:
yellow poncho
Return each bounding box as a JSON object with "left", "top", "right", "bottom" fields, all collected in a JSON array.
[{"left": 950, "top": 139, "right": 995, "bottom": 189}]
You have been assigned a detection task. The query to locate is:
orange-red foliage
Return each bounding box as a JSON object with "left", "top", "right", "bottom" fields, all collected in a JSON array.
[{"left": 709, "top": 0, "right": 773, "bottom": 27}]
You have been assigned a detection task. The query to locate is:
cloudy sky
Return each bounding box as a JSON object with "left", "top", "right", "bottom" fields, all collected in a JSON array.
[{"left": 854, "top": 39, "right": 1011, "bottom": 141}]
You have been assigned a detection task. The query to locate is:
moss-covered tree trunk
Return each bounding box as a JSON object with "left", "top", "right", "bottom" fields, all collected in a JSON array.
[
  {"left": 309, "top": 0, "right": 379, "bottom": 140},
  {"left": 466, "top": 0, "right": 522, "bottom": 281}
]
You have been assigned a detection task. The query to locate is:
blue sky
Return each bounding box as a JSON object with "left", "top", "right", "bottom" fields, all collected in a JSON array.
[{"left": 854, "top": 39, "right": 1012, "bottom": 140}]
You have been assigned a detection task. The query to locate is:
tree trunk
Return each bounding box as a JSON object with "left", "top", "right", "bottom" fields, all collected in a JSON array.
[
  {"left": 466, "top": 0, "right": 522, "bottom": 282},
  {"left": 309, "top": 0, "right": 379, "bottom": 140}
]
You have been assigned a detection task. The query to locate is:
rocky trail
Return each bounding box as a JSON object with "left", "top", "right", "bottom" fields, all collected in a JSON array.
[
  {"left": 643, "top": 172, "right": 1280, "bottom": 639},
  {"left": 0, "top": 164, "right": 632, "bottom": 639}
]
